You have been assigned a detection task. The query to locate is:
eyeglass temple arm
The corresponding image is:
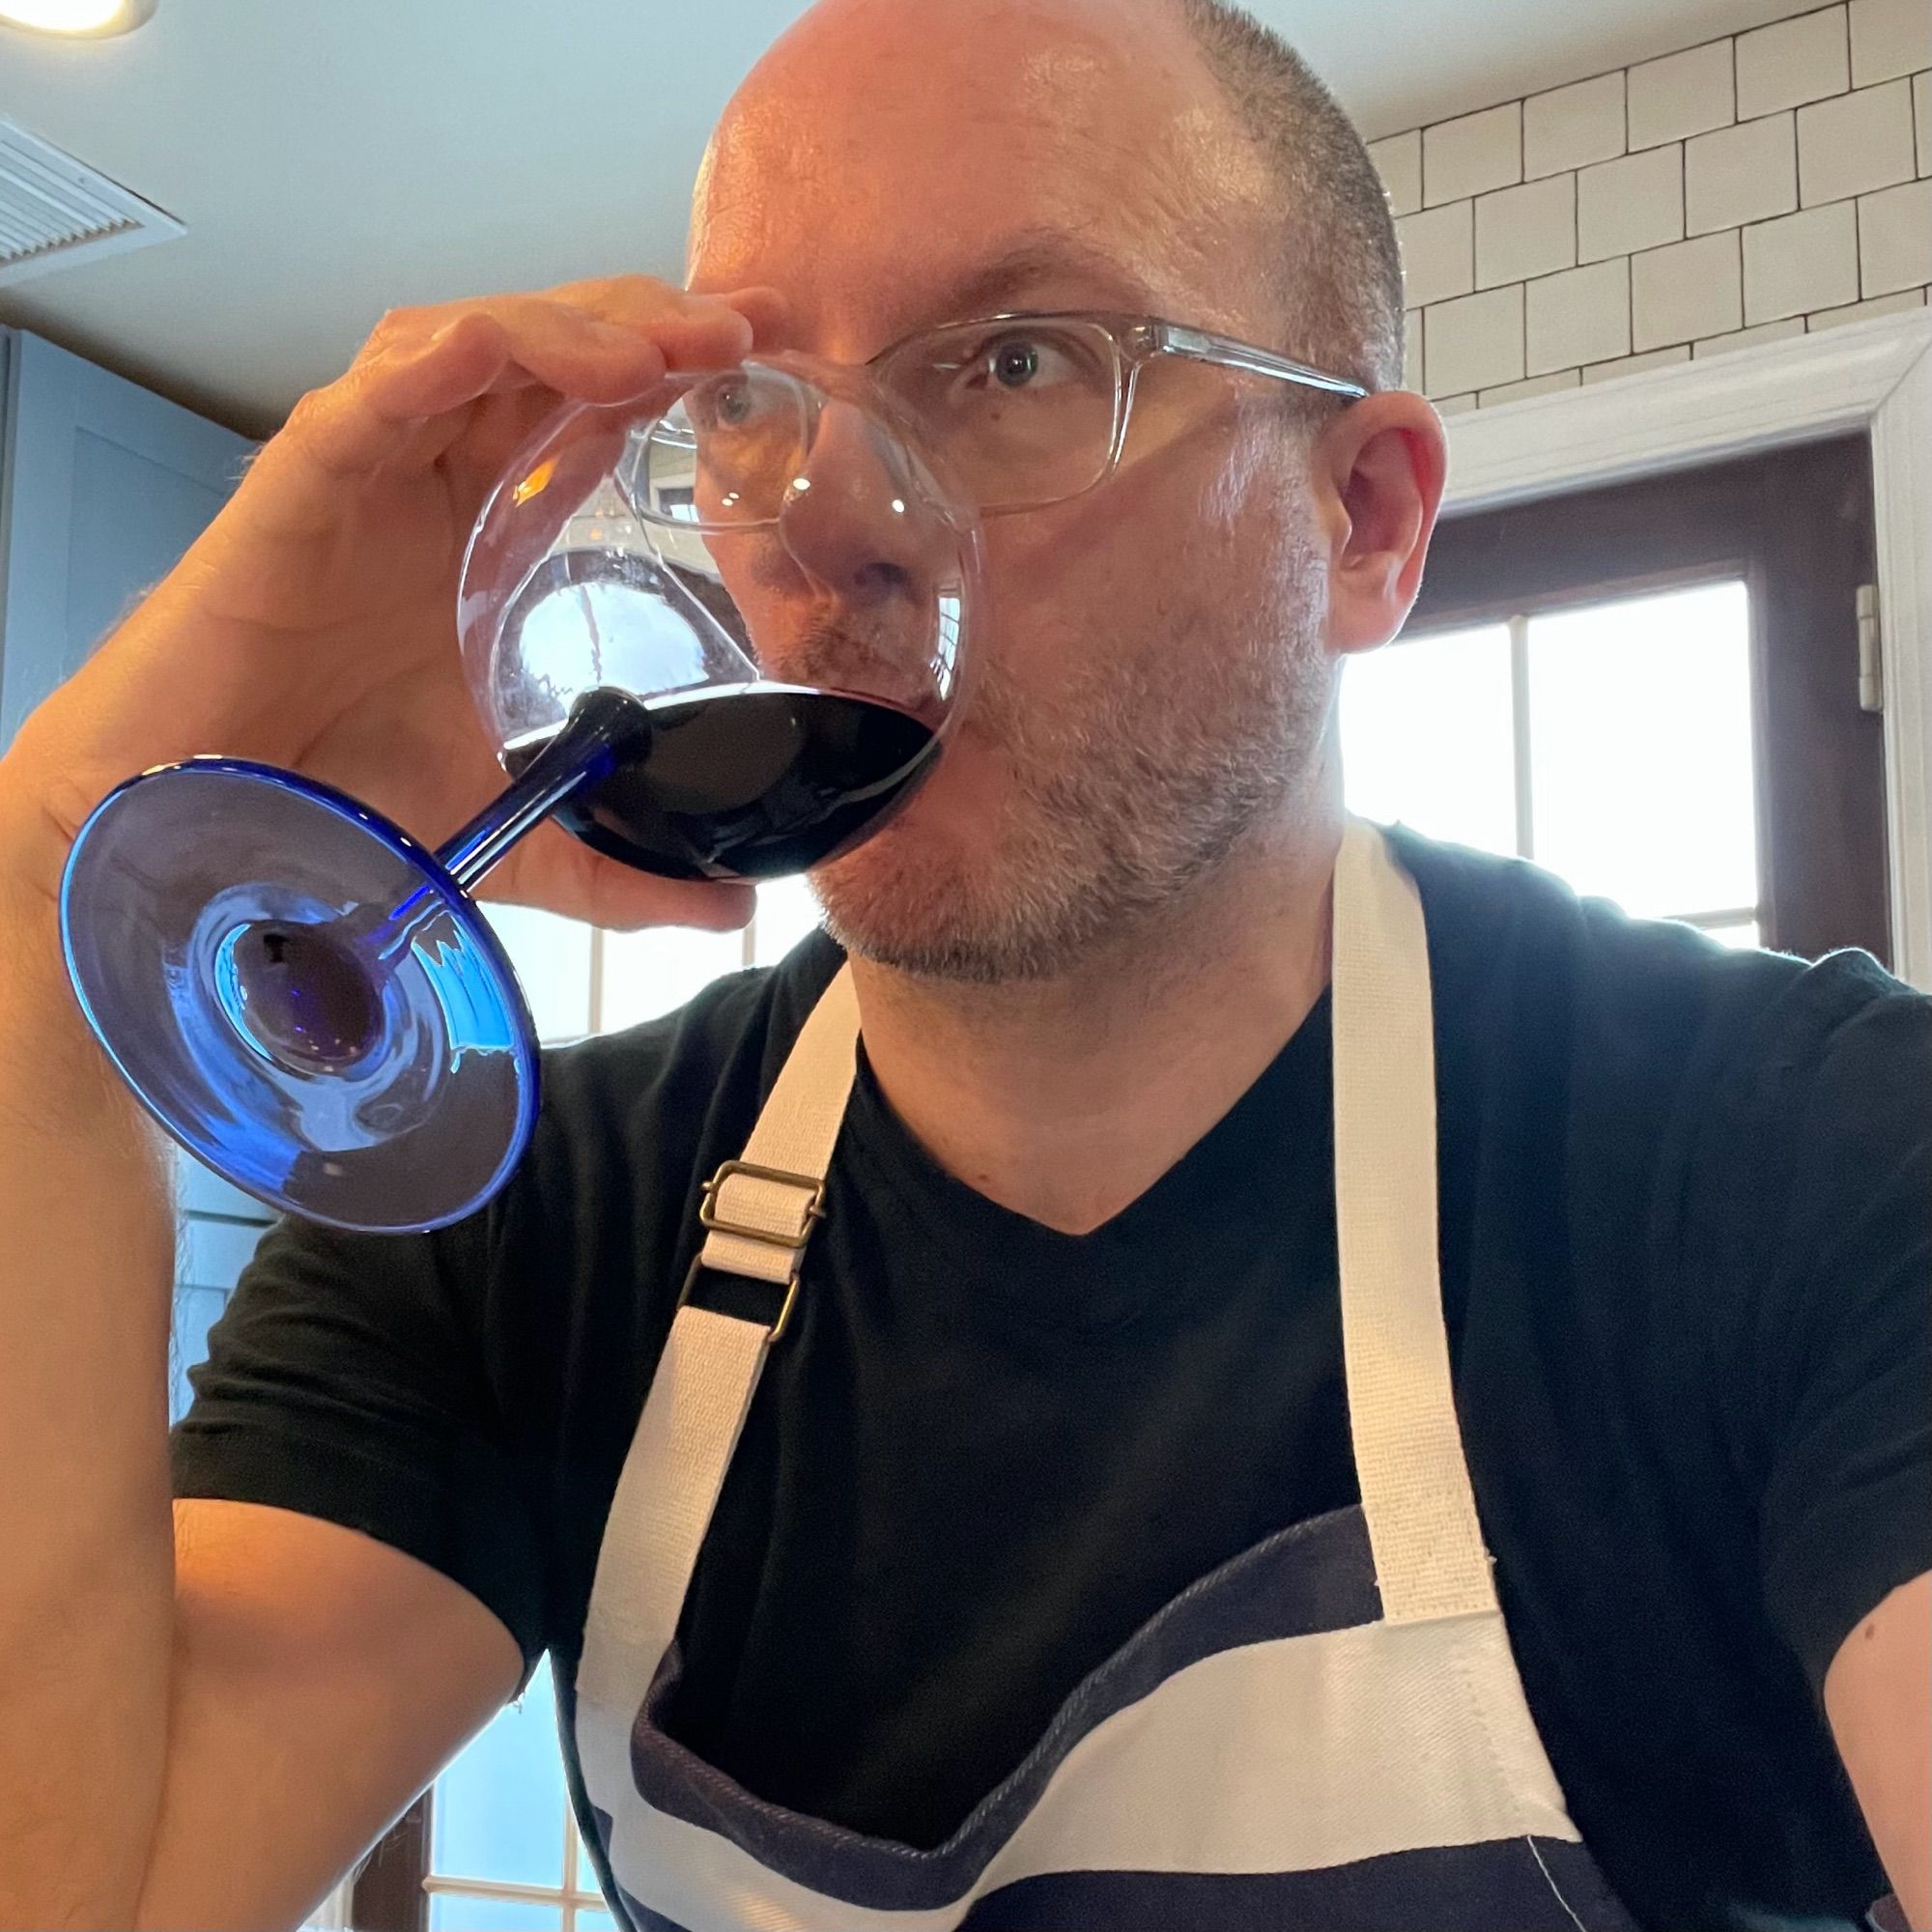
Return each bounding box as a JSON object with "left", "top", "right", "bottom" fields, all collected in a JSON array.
[{"left": 1153, "top": 323, "right": 1369, "bottom": 400}]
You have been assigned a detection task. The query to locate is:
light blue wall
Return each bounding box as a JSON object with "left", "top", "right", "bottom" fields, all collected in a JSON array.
[{"left": 0, "top": 328, "right": 267, "bottom": 1420}]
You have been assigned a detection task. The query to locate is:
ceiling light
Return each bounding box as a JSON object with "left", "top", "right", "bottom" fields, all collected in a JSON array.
[{"left": 0, "top": 0, "right": 156, "bottom": 36}]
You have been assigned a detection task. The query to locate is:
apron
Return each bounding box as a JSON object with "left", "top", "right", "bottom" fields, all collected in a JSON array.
[{"left": 567, "top": 820, "right": 1642, "bottom": 1931}]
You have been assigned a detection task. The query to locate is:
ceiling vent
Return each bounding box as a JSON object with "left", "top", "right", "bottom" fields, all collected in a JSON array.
[{"left": 0, "top": 117, "right": 182, "bottom": 286}]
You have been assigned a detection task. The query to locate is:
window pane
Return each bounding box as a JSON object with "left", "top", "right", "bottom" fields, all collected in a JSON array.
[
  {"left": 1526, "top": 581, "right": 1757, "bottom": 919},
  {"left": 576, "top": 1826, "right": 599, "bottom": 1894},
  {"left": 170, "top": 1284, "right": 228, "bottom": 1425},
  {"left": 600, "top": 925, "right": 745, "bottom": 1033},
  {"left": 426, "top": 1896, "right": 561, "bottom": 1932},
  {"left": 752, "top": 875, "right": 822, "bottom": 967},
  {"left": 432, "top": 1657, "right": 566, "bottom": 1889},
  {"left": 1699, "top": 920, "right": 1762, "bottom": 950},
  {"left": 482, "top": 904, "right": 594, "bottom": 1043},
  {"left": 575, "top": 1913, "right": 620, "bottom": 1932},
  {"left": 1339, "top": 624, "right": 1517, "bottom": 857}
]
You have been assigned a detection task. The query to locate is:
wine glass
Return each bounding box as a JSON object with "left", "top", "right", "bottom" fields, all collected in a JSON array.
[{"left": 59, "top": 355, "right": 981, "bottom": 1233}]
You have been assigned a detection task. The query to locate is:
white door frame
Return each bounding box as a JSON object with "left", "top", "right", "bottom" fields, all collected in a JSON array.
[{"left": 1436, "top": 308, "right": 1932, "bottom": 989}]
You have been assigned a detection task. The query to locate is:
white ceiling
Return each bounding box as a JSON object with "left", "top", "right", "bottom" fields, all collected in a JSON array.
[{"left": 0, "top": 0, "right": 1812, "bottom": 435}]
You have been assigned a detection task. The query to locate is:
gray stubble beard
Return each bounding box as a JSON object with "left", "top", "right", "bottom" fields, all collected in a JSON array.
[{"left": 813, "top": 521, "right": 1333, "bottom": 986}]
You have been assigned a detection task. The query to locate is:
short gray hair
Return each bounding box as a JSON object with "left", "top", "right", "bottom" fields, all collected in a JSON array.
[{"left": 1174, "top": 0, "right": 1405, "bottom": 393}]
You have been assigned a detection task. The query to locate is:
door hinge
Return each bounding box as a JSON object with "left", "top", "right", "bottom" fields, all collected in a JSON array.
[{"left": 1857, "top": 582, "right": 1884, "bottom": 714}]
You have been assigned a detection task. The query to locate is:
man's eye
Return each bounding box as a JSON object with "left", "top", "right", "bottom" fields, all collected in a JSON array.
[
  {"left": 991, "top": 340, "right": 1042, "bottom": 389},
  {"left": 964, "top": 334, "right": 1080, "bottom": 395},
  {"left": 711, "top": 381, "right": 754, "bottom": 426}
]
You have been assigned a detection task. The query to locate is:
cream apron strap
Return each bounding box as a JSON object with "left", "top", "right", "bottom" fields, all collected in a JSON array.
[
  {"left": 574, "top": 966, "right": 862, "bottom": 1796},
  {"left": 1332, "top": 820, "right": 1497, "bottom": 1624}
]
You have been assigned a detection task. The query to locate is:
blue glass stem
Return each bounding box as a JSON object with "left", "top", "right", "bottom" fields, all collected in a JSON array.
[{"left": 377, "top": 688, "right": 653, "bottom": 959}]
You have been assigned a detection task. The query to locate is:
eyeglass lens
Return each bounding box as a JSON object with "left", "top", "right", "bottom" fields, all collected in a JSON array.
[{"left": 637, "top": 319, "right": 1123, "bottom": 525}]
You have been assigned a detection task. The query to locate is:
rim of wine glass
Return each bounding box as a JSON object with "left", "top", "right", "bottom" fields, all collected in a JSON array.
[
  {"left": 59, "top": 756, "right": 543, "bottom": 1234},
  {"left": 456, "top": 355, "right": 987, "bottom": 762}
]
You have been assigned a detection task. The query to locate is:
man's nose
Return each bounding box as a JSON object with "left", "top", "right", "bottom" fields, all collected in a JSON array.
[{"left": 779, "top": 399, "right": 952, "bottom": 605}]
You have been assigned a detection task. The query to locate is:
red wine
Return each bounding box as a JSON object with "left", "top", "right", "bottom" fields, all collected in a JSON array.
[{"left": 504, "top": 683, "right": 939, "bottom": 882}]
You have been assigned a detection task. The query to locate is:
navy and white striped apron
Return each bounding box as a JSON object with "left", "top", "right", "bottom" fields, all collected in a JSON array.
[{"left": 568, "top": 820, "right": 1641, "bottom": 1930}]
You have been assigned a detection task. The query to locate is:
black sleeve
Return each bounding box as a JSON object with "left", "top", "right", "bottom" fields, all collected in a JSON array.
[
  {"left": 169, "top": 1208, "right": 546, "bottom": 1689},
  {"left": 1740, "top": 958, "right": 1932, "bottom": 1694}
]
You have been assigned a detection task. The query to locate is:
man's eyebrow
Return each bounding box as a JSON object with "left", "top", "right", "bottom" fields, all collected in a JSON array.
[{"left": 896, "top": 230, "right": 1154, "bottom": 333}]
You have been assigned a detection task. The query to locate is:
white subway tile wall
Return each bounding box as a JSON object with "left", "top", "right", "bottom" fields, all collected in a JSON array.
[
  {"left": 1634, "top": 229, "right": 1745, "bottom": 347},
  {"left": 1374, "top": 5, "right": 1931, "bottom": 413},
  {"left": 1524, "top": 72, "right": 1627, "bottom": 177},
  {"left": 1859, "top": 176, "right": 1932, "bottom": 290},
  {"left": 1798, "top": 79, "right": 1918, "bottom": 203},
  {"left": 1851, "top": 0, "right": 1932, "bottom": 85},
  {"left": 1367, "top": 130, "right": 1422, "bottom": 216},
  {"left": 1736, "top": 8, "right": 1850, "bottom": 117},
  {"left": 1581, "top": 345, "right": 1693, "bottom": 382},
  {"left": 1476, "top": 174, "right": 1577, "bottom": 286},
  {"left": 1424, "top": 283, "right": 1526, "bottom": 393},
  {"left": 1396, "top": 199, "right": 1475, "bottom": 306},
  {"left": 1479, "top": 369, "right": 1584, "bottom": 404},
  {"left": 1628, "top": 41, "right": 1737, "bottom": 148},
  {"left": 1691, "top": 316, "right": 1808, "bottom": 354},
  {"left": 1687, "top": 115, "right": 1799, "bottom": 234},
  {"left": 1577, "top": 145, "right": 1685, "bottom": 262},
  {"left": 1424, "top": 102, "right": 1522, "bottom": 205},
  {"left": 1745, "top": 199, "right": 1861, "bottom": 317},
  {"left": 1526, "top": 257, "right": 1632, "bottom": 372},
  {"left": 1808, "top": 286, "right": 1929, "bottom": 324}
]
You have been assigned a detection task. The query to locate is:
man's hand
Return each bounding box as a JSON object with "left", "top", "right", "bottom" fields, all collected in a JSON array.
[{"left": 0, "top": 273, "right": 767, "bottom": 935}]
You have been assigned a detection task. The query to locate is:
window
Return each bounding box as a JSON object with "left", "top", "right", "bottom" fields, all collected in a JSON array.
[
  {"left": 1341, "top": 580, "right": 1762, "bottom": 945},
  {"left": 1387, "top": 434, "right": 1889, "bottom": 965}
]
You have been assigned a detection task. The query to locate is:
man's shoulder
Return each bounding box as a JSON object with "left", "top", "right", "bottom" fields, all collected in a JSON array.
[
  {"left": 1384, "top": 822, "right": 1923, "bottom": 1103},
  {"left": 516, "top": 929, "right": 847, "bottom": 1184}
]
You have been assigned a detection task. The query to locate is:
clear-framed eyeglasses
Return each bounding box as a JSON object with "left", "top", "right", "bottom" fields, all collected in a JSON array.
[{"left": 627, "top": 311, "right": 1370, "bottom": 531}]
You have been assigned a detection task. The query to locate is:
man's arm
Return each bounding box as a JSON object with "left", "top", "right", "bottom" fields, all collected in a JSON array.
[
  {"left": 137, "top": 1501, "right": 521, "bottom": 1931},
  {"left": 1826, "top": 1571, "right": 1931, "bottom": 1932},
  {"left": 0, "top": 854, "right": 516, "bottom": 1929}
]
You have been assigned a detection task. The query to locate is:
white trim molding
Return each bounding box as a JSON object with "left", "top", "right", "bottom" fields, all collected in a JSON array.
[{"left": 1438, "top": 310, "right": 1932, "bottom": 990}]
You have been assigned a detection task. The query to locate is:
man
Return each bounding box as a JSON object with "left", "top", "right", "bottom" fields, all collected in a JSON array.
[{"left": 0, "top": 0, "right": 1925, "bottom": 1925}]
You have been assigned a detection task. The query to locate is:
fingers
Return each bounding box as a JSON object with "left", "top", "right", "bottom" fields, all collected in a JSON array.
[
  {"left": 272, "top": 279, "right": 758, "bottom": 484},
  {"left": 486, "top": 819, "right": 756, "bottom": 933}
]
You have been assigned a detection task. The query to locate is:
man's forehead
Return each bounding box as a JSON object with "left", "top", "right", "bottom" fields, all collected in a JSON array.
[{"left": 686, "top": 0, "right": 1274, "bottom": 347}]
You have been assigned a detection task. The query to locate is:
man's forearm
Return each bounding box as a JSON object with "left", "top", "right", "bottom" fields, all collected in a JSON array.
[{"left": 0, "top": 811, "right": 180, "bottom": 1927}]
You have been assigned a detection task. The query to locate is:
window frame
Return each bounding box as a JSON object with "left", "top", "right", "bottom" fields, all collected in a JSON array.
[{"left": 1409, "top": 434, "right": 1889, "bottom": 964}]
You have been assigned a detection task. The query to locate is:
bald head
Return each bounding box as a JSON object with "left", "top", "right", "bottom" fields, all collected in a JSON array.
[
  {"left": 690, "top": 0, "right": 1401, "bottom": 390},
  {"left": 1172, "top": 0, "right": 1405, "bottom": 390},
  {"left": 683, "top": 0, "right": 1434, "bottom": 982}
]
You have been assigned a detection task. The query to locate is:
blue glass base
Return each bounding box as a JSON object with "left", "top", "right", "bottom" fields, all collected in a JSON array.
[{"left": 60, "top": 759, "right": 540, "bottom": 1234}]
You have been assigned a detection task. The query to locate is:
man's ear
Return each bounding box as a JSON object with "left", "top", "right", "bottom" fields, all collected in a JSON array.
[{"left": 1311, "top": 391, "right": 1449, "bottom": 659}]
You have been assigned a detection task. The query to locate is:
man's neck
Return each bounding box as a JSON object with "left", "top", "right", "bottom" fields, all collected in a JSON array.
[{"left": 849, "top": 804, "right": 1345, "bottom": 1236}]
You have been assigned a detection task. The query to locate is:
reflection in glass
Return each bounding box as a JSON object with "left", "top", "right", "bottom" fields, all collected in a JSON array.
[{"left": 481, "top": 904, "right": 594, "bottom": 1043}]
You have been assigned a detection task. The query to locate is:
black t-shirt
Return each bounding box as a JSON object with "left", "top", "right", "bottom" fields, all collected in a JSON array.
[{"left": 172, "top": 828, "right": 1932, "bottom": 1932}]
